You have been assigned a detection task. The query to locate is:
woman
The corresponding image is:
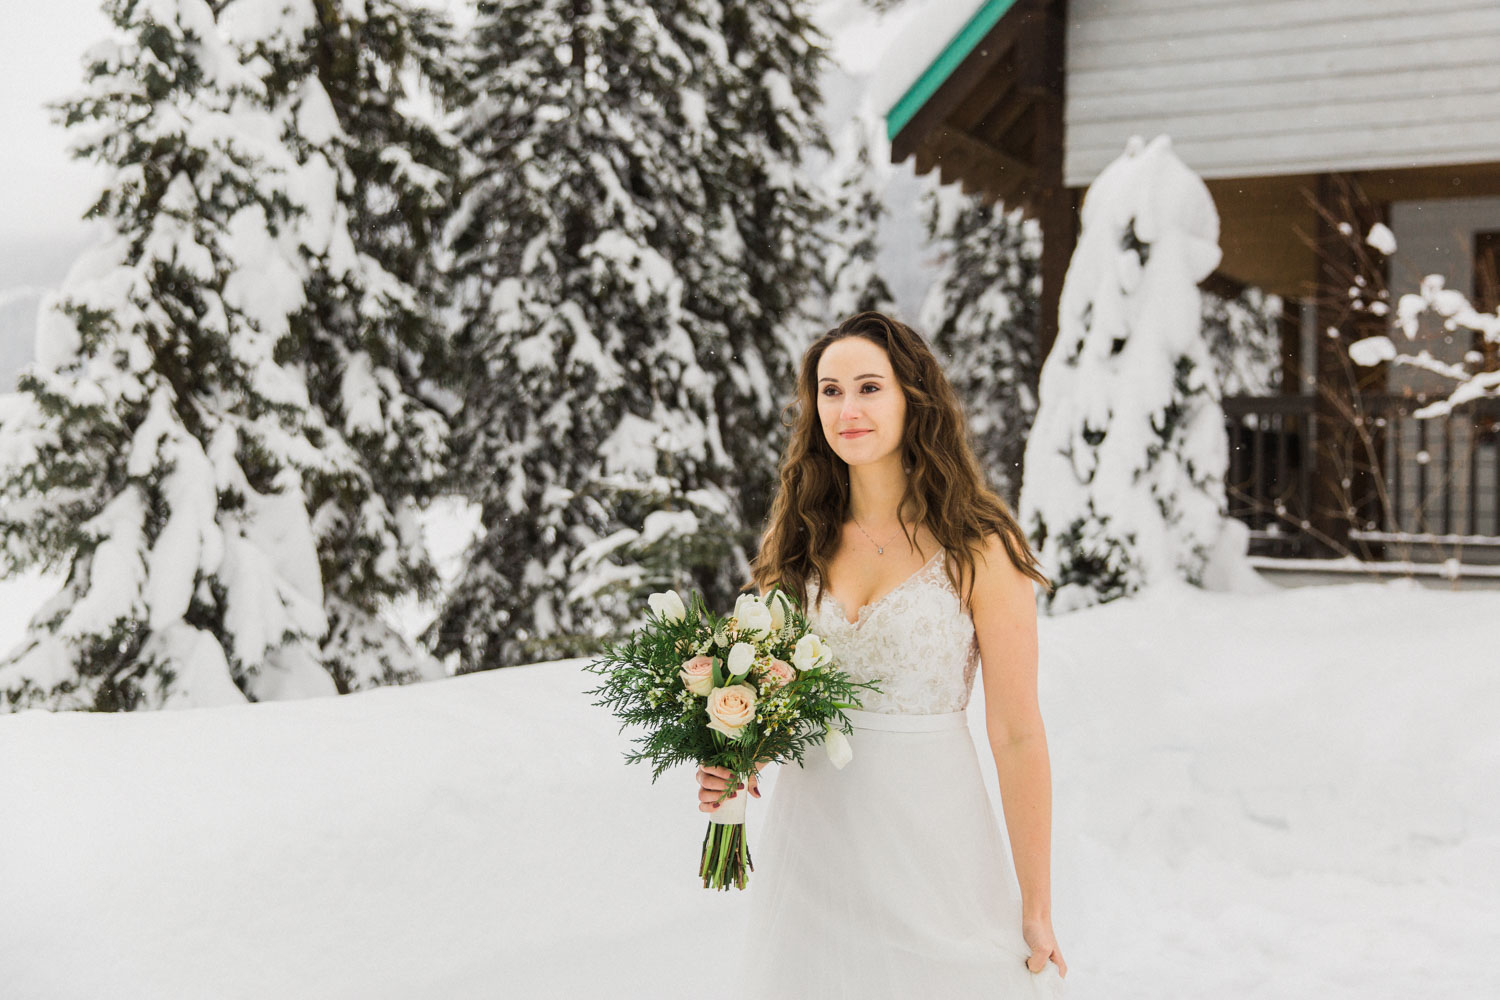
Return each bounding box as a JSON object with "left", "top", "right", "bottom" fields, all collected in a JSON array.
[{"left": 696, "top": 311, "right": 1067, "bottom": 997}]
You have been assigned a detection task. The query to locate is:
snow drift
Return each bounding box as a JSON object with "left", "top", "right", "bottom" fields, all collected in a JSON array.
[{"left": 1, "top": 577, "right": 1495, "bottom": 999}]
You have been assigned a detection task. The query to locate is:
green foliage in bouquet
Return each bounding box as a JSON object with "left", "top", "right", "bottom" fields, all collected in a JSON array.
[
  {"left": 584, "top": 586, "right": 878, "bottom": 781},
  {"left": 584, "top": 583, "right": 880, "bottom": 890}
]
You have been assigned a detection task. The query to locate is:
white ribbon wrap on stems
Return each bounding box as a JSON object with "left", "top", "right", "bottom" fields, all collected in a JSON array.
[{"left": 708, "top": 786, "right": 748, "bottom": 825}]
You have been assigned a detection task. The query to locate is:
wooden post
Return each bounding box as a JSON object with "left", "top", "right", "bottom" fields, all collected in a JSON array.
[
  {"left": 1034, "top": 0, "right": 1072, "bottom": 364},
  {"left": 1278, "top": 298, "right": 1303, "bottom": 395}
]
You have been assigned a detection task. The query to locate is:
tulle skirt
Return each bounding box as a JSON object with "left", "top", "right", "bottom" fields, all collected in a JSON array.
[{"left": 739, "top": 707, "right": 1066, "bottom": 999}]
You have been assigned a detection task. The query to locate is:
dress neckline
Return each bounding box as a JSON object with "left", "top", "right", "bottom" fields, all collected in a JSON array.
[{"left": 821, "top": 547, "right": 945, "bottom": 629}]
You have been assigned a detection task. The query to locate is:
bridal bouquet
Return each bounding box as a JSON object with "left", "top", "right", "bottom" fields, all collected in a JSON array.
[{"left": 584, "top": 585, "right": 879, "bottom": 891}]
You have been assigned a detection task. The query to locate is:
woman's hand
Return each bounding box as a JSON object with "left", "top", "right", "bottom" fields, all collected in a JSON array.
[
  {"left": 1021, "top": 914, "right": 1066, "bottom": 977},
  {"left": 695, "top": 763, "right": 762, "bottom": 812}
]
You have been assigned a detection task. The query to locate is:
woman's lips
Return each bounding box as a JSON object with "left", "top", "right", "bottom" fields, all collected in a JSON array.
[{"left": 840, "top": 430, "right": 871, "bottom": 438}]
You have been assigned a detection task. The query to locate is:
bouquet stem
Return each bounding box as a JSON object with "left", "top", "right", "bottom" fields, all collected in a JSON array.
[{"left": 699, "top": 789, "right": 754, "bottom": 890}]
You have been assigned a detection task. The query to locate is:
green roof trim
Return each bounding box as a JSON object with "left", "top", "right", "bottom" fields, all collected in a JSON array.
[{"left": 886, "top": 0, "right": 1020, "bottom": 143}]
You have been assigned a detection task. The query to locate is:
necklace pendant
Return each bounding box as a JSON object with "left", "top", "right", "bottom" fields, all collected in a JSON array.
[{"left": 876, "top": 547, "right": 883, "bottom": 555}]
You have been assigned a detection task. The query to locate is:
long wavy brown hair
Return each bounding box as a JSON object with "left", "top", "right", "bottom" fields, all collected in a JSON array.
[{"left": 747, "top": 311, "right": 1052, "bottom": 612}]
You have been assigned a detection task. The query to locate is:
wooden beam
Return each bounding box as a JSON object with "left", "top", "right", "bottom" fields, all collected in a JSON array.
[
  {"left": 914, "top": 142, "right": 938, "bottom": 178},
  {"left": 951, "top": 61, "right": 1018, "bottom": 137},
  {"left": 891, "top": 0, "right": 1044, "bottom": 163},
  {"left": 977, "top": 87, "right": 1041, "bottom": 151},
  {"left": 939, "top": 127, "right": 1036, "bottom": 187}
]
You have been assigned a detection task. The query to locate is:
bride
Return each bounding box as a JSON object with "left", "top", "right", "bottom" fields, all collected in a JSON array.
[{"left": 696, "top": 311, "right": 1067, "bottom": 997}]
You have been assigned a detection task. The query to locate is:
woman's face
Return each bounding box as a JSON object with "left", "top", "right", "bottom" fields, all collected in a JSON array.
[{"left": 816, "top": 336, "right": 907, "bottom": 468}]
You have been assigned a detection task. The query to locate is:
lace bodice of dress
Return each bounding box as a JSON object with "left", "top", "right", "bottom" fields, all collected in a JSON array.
[{"left": 804, "top": 548, "right": 981, "bottom": 715}]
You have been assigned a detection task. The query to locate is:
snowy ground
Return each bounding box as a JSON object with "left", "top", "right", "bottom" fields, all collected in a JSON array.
[{"left": 2, "top": 570, "right": 1495, "bottom": 999}]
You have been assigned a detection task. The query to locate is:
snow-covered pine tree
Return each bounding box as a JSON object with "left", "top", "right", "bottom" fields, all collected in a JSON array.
[
  {"left": 822, "top": 96, "right": 897, "bottom": 319},
  {"left": 431, "top": 0, "right": 836, "bottom": 672},
  {"left": 1202, "top": 284, "right": 1283, "bottom": 397},
  {"left": 0, "top": 0, "right": 339, "bottom": 710},
  {"left": 702, "top": 0, "right": 837, "bottom": 532},
  {"left": 1017, "top": 135, "right": 1228, "bottom": 613},
  {"left": 0, "top": 0, "right": 455, "bottom": 710},
  {"left": 918, "top": 177, "right": 1042, "bottom": 507},
  {"left": 248, "top": 0, "right": 462, "bottom": 691},
  {"left": 433, "top": 0, "right": 739, "bottom": 671}
]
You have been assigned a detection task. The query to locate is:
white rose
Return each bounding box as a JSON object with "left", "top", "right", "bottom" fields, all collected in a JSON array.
[
  {"left": 824, "top": 722, "right": 853, "bottom": 769},
  {"left": 792, "top": 633, "right": 830, "bottom": 672},
  {"left": 726, "top": 641, "right": 755, "bottom": 678},
  {"left": 647, "top": 590, "right": 686, "bottom": 624},
  {"left": 733, "top": 593, "right": 773, "bottom": 637},
  {"left": 705, "top": 683, "right": 758, "bottom": 740}
]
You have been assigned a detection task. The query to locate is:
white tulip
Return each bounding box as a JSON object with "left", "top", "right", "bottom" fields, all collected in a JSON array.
[
  {"left": 647, "top": 590, "right": 686, "bottom": 623},
  {"left": 767, "top": 590, "right": 792, "bottom": 632},
  {"left": 726, "top": 641, "right": 756, "bottom": 678},
  {"left": 734, "top": 594, "right": 773, "bottom": 637},
  {"left": 824, "top": 722, "right": 853, "bottom": 769},
  {"left": 792, "top": 633, "right": 830, "bottom": 672}
]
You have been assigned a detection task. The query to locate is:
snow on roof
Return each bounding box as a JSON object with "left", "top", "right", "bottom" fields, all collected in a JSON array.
[{"left": 858, "top": 0, "right": 991, "bottom": 125}]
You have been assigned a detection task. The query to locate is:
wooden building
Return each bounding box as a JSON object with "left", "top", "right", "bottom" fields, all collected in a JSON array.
[{"left": 883, "top": 0, "right": 1500, "bottom": 567}]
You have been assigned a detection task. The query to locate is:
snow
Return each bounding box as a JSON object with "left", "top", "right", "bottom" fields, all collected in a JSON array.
[
  {"left": 848, "top": 0, "right": 987, "bottom": 119},
  {"left": 1019, "top": 135, "right": 1228, "bottom": 610},
  {"left": 0, "top": 570, "right": 1494, "bottom": 997},
  {"left": 1349, "top": 334, "right": 1397, "bottom": 367},
  {"left": 1365, "top": 221, "right": 1398, "bottom": 256}
]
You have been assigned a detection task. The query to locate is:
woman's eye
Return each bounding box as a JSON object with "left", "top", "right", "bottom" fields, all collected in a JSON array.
[{"left": 822, "top": 384, "right": 878, "bottom": 397}]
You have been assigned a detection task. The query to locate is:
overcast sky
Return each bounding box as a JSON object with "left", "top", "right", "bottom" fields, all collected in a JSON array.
[
  {"left": 1, "top": 1, "right": 111, "bottom": 262},
  {"left": 0, "top": 0, "right": 473, "bottom": 283}
]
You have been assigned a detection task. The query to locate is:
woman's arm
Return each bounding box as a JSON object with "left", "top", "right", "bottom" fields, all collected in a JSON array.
[{"left": 968, "top": 533, "right": 1064, "bottom": 973}]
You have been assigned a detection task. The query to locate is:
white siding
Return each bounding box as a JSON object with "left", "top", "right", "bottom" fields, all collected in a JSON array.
[{"left": 1064, "top": 0, "right": 1500, "bottom": 186}]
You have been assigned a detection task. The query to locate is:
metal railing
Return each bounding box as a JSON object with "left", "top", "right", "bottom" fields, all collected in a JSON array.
[{"left": 1222, "top": 393, "right": 1500, "bottom": 559}]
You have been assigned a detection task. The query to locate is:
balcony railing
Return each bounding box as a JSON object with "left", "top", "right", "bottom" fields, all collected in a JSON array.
[{"left": 1222, "top": 393, "right": 1500, "bottom": 560}]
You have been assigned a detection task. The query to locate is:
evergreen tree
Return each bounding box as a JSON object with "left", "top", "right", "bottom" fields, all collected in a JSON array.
[
  {"left": 1201, "top": 285, "right": 1283, "bottom": 397},
  {"left": 0, "top": 0, "right": 456, "bottom": 710},
  {"left": 703, "top": 0, "right": 837, "bottom": 532},
  {"left": 918, "top": 178, "right": 1042, "bottom": 507},
  {"left": 431, "top": 0, "right": 835, "bottom": 672},
  {"left": 822, "top": 97, "right": 896, "bottom": 320},
  {"left": 266, "top": 0, "right": 463, "bottom": 691},
  {"left": 1017, "top": 136, "right": 1228, "bottom": 613}
]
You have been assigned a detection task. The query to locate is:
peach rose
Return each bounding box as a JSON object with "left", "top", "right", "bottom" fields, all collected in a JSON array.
[
  {"left": 679, "top": 655, "right": 714, "bottom": 696},
  {"left": 705, "top": 683, "right": 758, "bottom": 741},
  {"left": 762, "top": 658, "right": 796, "bottom": 688}
]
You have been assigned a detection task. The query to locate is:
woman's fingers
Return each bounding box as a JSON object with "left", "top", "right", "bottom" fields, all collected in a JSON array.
[
  {"left": 695, "top": 764, "right": 761, "bottom": 807},
  {"left": 697, "top": 784, "right": 743, "bottom": 811},
  {"left": 696, "top": 765, "right": 734, "bottom": 790},
  {"left": 1025, "top": 947, "right": 1065, "bottom": 976}
]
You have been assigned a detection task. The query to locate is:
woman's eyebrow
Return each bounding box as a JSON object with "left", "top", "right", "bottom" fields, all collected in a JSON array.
[{"left": 818, "top": 373, "right": 885, "bottom": 383}]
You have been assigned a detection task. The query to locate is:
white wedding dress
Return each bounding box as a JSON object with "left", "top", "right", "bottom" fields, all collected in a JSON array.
[{"left": 739, "top": 548, "right": 1066, "bottom": 999}]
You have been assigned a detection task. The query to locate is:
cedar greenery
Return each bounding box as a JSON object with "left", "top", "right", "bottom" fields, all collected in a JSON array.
[
  {"left": 584, "top": 585, "right": 879, "bottom": 889},
  {"left": 584, "top": 587, "right": 878, "bottom": 779}
]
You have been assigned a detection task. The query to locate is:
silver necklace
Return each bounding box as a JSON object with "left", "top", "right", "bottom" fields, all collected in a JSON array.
[{"left": 852, "top": 516, "right": 903, "bottom": 555}]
